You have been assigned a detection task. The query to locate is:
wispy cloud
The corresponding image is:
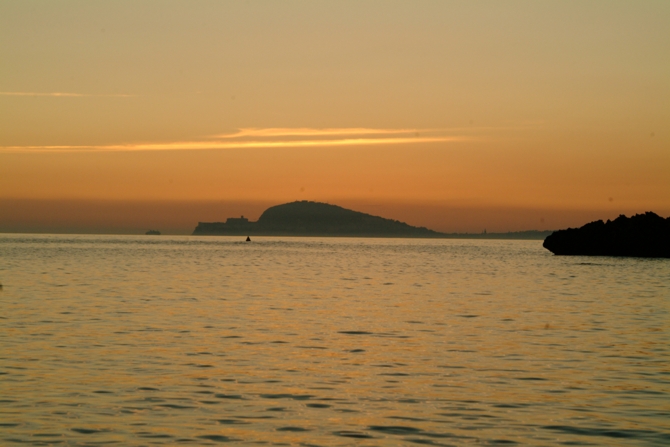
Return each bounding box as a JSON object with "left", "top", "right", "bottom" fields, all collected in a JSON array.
[
  {"left": 0, "top": 91, "right": 134, "bottom": 97},
  {"left": 214, "top": 128, "right": 427, "bottom": 139},
  {"left": 0, "top": 128, "right": 470, "bottom": 153}
]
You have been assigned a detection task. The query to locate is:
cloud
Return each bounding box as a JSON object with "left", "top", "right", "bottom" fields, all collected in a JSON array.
[
  {"left": 213, "top": 128, "right": 426, "bottom": 139},
  {"left": 0, "top": 92, "right": 134, "bottom": 97},
  {"left": 0, "top": 128, "right": 470, "bottom": 153}
]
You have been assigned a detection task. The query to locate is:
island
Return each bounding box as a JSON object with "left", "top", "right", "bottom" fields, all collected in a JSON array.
[
  {"left": 193, "top": 201, "right": 553, "bottom": 239},
  {"left": 194, "top": 201, "right": 440, "bottom": 237},
  {"left": 543, "top": 212, "right": 670, "bottom": 258},
  {"left": 145, "top": 230, "right": 161, "bottom": 235}
]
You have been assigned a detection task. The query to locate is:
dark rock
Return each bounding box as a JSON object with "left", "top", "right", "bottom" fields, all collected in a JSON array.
[
  {"left": 543, "top": 212, "right": 670, "bottom": 258},
  {"left": 145, "top": 230, "right": 161, "bottom": 235}
]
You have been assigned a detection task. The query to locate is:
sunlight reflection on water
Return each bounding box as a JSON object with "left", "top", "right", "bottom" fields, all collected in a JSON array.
[{"left": 0, "top": 235, "right": 668, "bottom": 446}]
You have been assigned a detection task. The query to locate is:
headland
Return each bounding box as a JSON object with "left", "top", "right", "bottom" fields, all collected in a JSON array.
[{"left": 543, "top": 212, "right": 670, "bottom": 258}]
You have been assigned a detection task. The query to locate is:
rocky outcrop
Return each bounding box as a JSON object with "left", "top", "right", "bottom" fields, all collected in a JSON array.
[{"left": 543, "top": 212, "right": 670, "bottom": 258}]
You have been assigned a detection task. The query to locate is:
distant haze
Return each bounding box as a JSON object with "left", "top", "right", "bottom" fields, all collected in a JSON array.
[{"left": 1, "top": 1, "right": 668, "bottom": 234}]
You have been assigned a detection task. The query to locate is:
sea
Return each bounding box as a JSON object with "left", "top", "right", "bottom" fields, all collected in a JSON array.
[{"left": 0, "top": 234, "right": 668, "bottom": 446}]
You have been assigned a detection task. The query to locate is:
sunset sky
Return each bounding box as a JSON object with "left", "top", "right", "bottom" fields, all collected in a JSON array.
[{"left": 1, "top": 1, "right": 668, "bottom": 234}]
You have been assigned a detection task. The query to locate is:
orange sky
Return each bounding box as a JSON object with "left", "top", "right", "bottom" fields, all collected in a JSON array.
[{"left": 1, "top": 1, "right": 668, "bottom": 234}]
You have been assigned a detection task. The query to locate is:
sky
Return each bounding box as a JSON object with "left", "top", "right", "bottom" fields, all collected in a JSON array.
[{"left": 1, "top": 0, "right": 668, "bottom": 234}]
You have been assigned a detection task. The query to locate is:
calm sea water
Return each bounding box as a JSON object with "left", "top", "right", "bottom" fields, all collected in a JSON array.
[{"left": 0, "top": 234, "right": 668, "bottom": 446}]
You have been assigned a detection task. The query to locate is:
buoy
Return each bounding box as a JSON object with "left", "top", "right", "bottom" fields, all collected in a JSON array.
[{"left": 246, "top": 236, "right": 251, "bottom": 242}]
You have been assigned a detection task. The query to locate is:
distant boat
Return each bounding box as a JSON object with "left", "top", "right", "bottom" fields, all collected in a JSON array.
[
  {"left": 145, "top": 230, "right": 161, "bottom": 235},
  {"left": 246, "top": 236, "right": 251, "bottom": 242}
]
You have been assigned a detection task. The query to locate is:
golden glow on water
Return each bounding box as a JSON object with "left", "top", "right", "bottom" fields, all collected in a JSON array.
[{"left": 0, "top": 235, "right": 668, "bottom": 445}]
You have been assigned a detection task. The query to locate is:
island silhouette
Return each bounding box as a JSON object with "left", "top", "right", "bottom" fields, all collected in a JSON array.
[
  {"left": 543, "top": 212, "right": 670, "bottom": 258},
  {"left": 193, "top": 201, "right": 552, "bottom": 239}
]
